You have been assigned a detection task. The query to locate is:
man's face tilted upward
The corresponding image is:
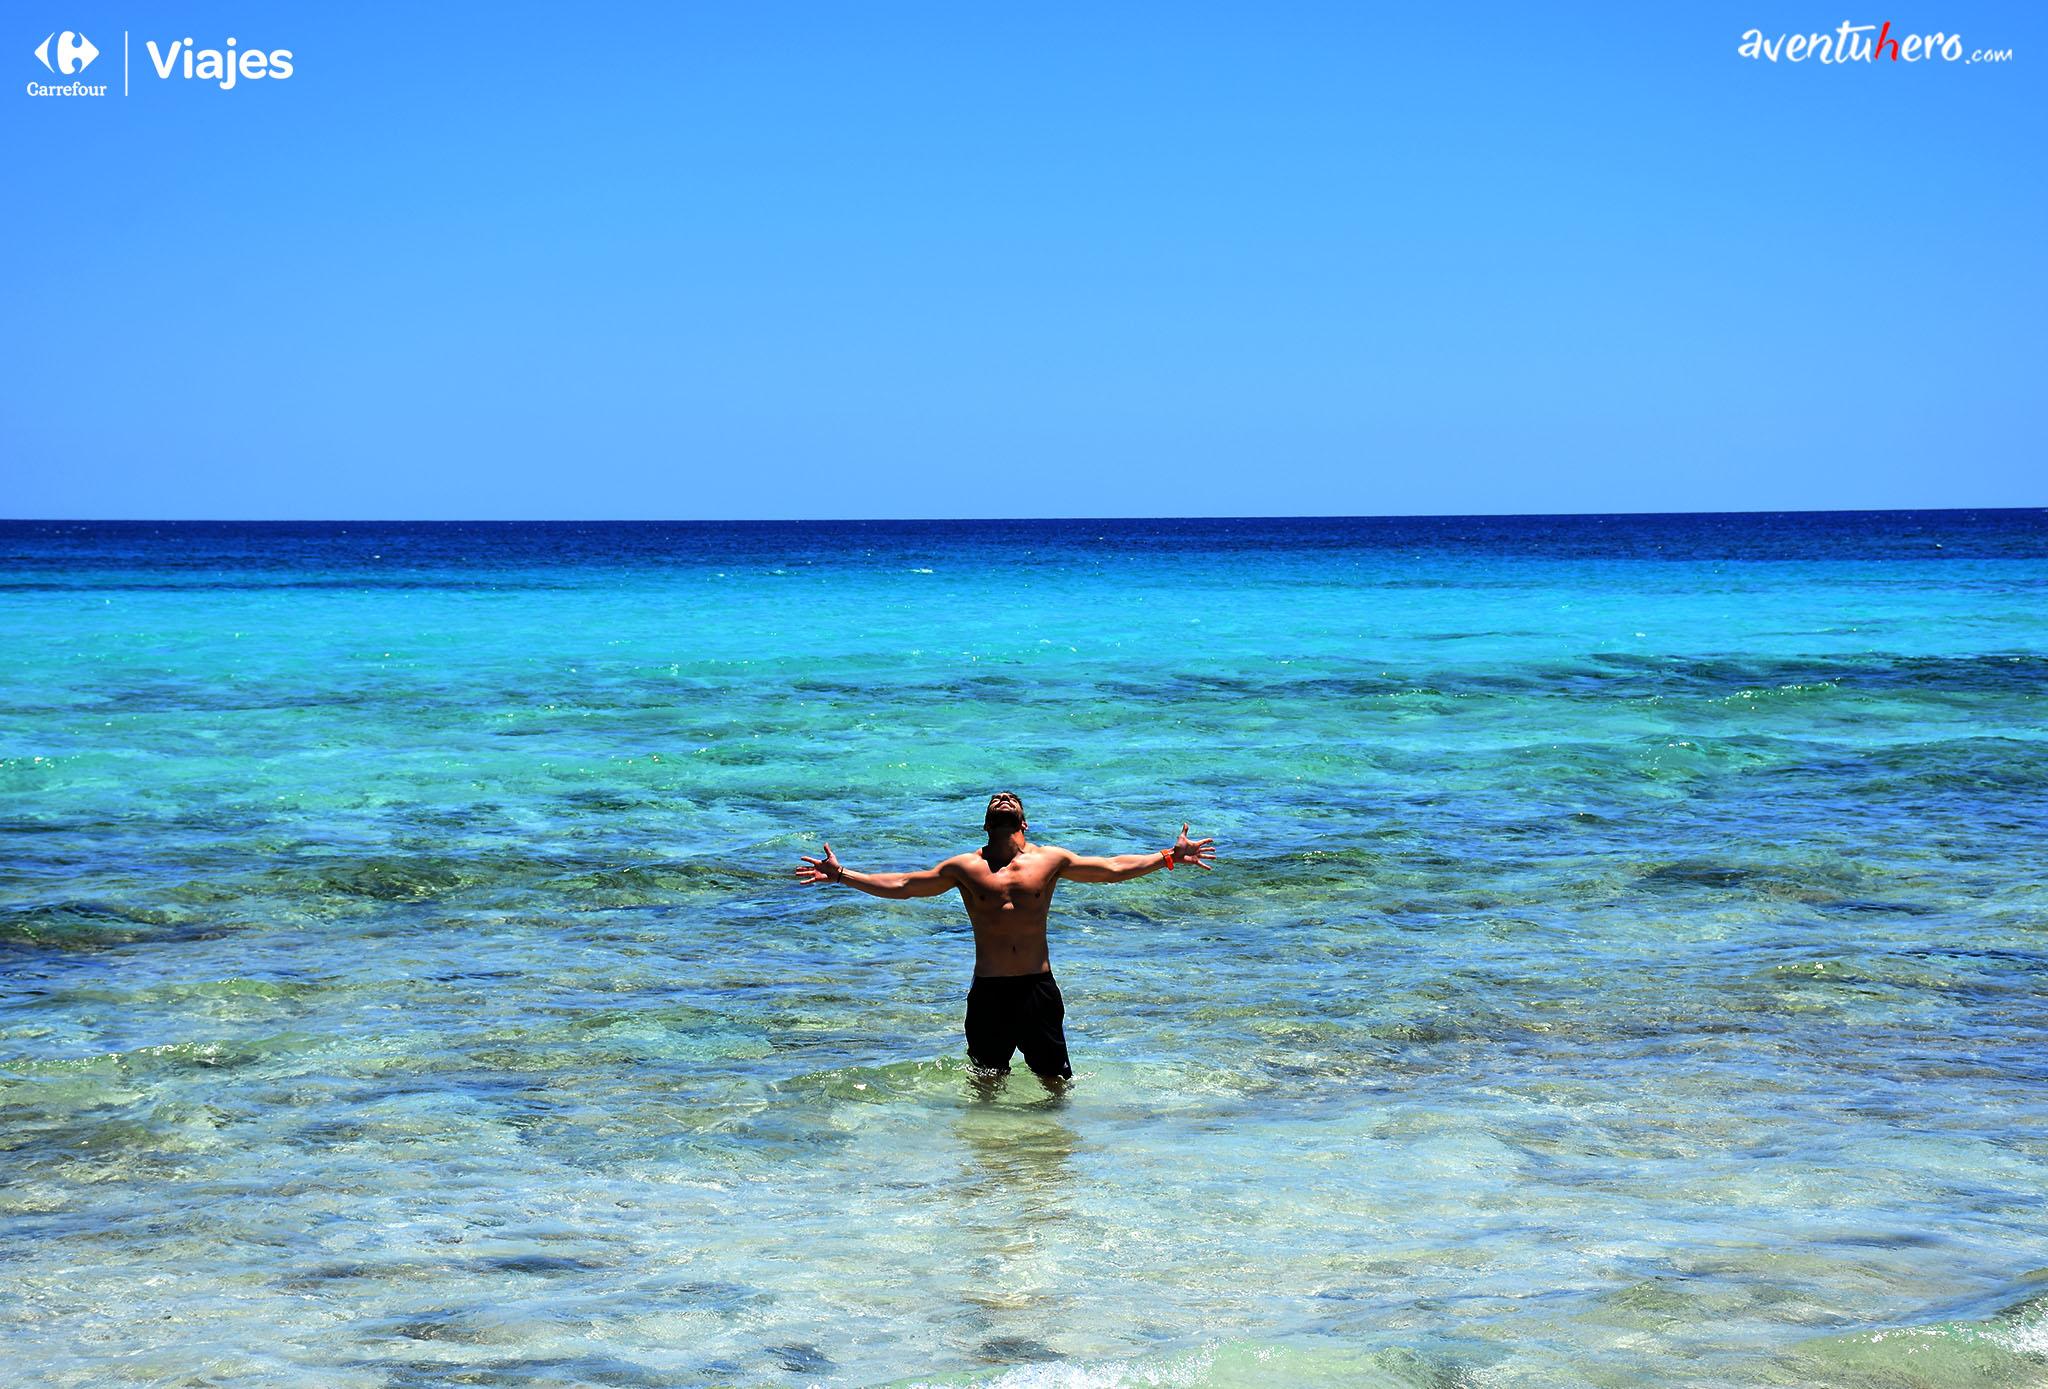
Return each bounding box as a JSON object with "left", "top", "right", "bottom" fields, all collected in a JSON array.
[{"left": 984, "top": 791, "right": 1026, "bottom": 837}]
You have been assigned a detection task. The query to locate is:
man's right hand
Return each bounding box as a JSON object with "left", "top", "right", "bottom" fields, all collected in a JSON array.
[{"left": 796, "top": 842, "right": 844, "bottom": 885}]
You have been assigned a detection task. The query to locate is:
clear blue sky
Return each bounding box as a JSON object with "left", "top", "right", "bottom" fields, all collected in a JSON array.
[{"left": 5, "top": 2, "right": 2042, "bottom": 519}]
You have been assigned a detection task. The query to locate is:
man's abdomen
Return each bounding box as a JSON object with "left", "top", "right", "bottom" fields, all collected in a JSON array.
[{"left": 969, "top": 918, "right": 1051, "bottom": 977}]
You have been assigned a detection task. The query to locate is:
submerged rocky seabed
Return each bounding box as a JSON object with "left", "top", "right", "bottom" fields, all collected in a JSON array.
[{"left": 2, "top": 514, "right": 2045, "bottom": 1387}]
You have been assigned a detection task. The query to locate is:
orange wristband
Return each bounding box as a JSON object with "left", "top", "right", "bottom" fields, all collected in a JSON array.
[{"left": 1162, "top": 849, "right": 1175, "bottom": 871}]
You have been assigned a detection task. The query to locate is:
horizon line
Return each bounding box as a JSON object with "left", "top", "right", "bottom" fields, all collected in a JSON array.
[{"left": 4, "top": 504, "right": 2044, "bottom": 526}]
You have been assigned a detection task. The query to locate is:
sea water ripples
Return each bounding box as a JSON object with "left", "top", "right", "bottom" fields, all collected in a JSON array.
[{"left": 3, "top": 514, "right": 2047, "bottom": 1386}]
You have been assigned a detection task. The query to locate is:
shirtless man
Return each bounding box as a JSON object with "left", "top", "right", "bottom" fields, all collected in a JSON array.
[{"left": 795, "top": 792, "right": 1216, "bottom": 1082}]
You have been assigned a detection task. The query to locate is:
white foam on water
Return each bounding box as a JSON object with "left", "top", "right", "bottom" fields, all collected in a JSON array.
[{"left": 909, "top": 1344, "right": 1220, "bottom": 1389}]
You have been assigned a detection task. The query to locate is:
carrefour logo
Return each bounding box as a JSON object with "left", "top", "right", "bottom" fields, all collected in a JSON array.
[
  {"left": 33, "top": 29, "right": 96, "bottom": 73},
  {"left": 27, "top": 27, "right": 105, "bottom": 95},
  {"left": 26, "top": 28, "right": 297, "bottom": 98}
]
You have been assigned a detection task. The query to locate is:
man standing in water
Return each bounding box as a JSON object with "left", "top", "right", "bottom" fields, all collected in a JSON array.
[{"left": 796, "top": 792, "right": 1216, "bottom": 1083}]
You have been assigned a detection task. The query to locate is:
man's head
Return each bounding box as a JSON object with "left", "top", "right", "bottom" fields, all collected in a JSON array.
[{"left": 984, "top": 790, "right": 1027, "bottom": 837}]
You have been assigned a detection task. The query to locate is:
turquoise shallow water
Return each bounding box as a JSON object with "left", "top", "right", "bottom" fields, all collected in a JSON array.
[{"left": 3, "top": 513, "right": 2047, "bottom": 1387}]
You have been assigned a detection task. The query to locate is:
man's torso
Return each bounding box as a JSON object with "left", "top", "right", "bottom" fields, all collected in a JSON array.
[{"left": 944, "top": 843, "right": 1065, "bottom": 976}]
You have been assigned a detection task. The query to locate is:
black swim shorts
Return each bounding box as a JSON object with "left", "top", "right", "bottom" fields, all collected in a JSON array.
[{"left": 964, "top": 972, "right": 1072, "bottom": 1080}]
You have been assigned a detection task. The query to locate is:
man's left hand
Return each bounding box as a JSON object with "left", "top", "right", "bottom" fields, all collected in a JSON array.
[{"left": 1169, "top": 823, "right": 1216, "bottom": 870}]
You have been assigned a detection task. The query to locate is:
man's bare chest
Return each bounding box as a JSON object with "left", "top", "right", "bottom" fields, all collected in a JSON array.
[{"left": 958, "top": 862, "right": 1059, "bottom": 909}]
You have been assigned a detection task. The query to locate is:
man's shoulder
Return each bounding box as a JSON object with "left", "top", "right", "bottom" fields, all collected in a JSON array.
[{"left": 948, "top": 845, "right": 1071, "bottom": 872}]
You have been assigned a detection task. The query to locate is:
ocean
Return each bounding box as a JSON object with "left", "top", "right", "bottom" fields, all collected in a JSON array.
[{"left": 2, "top": 512, "right": 2045, "bottom": 1387}]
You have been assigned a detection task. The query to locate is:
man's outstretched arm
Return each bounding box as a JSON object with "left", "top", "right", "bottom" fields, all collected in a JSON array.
[
  {"left": 1061, "top": 823, "right": 1217, "bottom": 882},
  {"left": 796, "top": 842, "right": 957, "bottom": 899}
]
